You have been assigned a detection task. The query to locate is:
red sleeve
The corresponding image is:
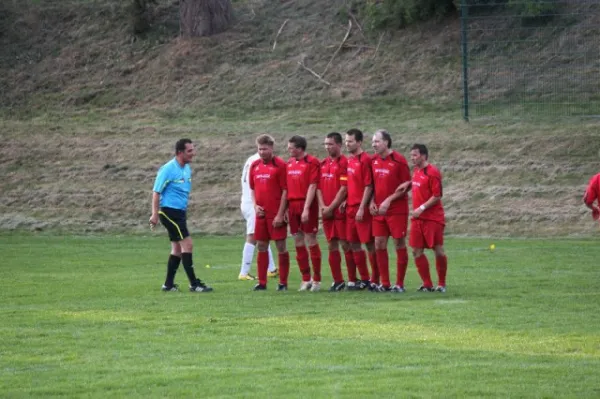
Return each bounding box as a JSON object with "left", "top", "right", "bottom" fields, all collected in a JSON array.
[
  {"left": 361, "top": 155, "right": 372, "bottom": 186},
  {"left": 249, "top": 162, "right": 256, "bottom": 190},
  {"left": 339, "top": 157, "right": 348, "bottom": 187},
  {"left": 309, "top": 158, "right": 320, "bottom": 185},
  {"left": 429, "top": 167, "right": 443, "bottom": 198},
  {"left": 584, "top": 174, "right": 600, "bottom": 205},
  {"left": 278, "top": 160, "right": 287, "bottom": 190}
]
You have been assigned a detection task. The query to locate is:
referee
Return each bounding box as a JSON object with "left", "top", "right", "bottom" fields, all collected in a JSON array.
[{"left": 149, "top": 138, "right": 213, "bottom": 292}]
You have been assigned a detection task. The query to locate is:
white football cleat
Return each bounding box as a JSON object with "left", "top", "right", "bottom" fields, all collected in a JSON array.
[
  {"left": 298, "top": 281, "right": 312, "bottom": 291},
  {"left": 310, "top": 281, "right": 321, "bottom": 292}
]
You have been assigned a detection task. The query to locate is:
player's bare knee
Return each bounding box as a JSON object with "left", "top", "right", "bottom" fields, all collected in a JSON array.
[
  {"left": 340, "top": 240, "right": 350, "bottom": 252},
  {"left": 412, "top": 248, "right": 424, "bottom": 257},
  {"left": 246, "top": 234, "right": 256, "bottom": 245},
  {"left": 275, "top": 240, "right": 287, "bottom": 253},
  {"left": 394, "top": 237, "right": 406, "bottom": 250},
  {"left": 434, "top": 246, "right": 445, "bottom": 257},
  {"left": 374, "top": 237, "right": 387, "bottom": 250},
  {"left": 328, "top": 238, "right": 339, "bottom": 252},
  {"left": 306, "top": 233, "right": 318, "bottom": 247},
  {"left": 256, "top": 241, "right": 269, "bottom": 252}
]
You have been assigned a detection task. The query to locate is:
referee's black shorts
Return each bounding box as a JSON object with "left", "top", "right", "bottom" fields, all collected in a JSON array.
[{"left": 158, "top": 207, "right": 190, "bottom": 242}]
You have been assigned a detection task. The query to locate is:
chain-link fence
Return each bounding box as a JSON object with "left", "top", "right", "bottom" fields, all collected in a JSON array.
[{"left": 460, "top": 0, "right": 600, "bottom": 120}]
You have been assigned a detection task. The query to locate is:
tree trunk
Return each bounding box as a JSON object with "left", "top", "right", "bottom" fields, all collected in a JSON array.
[{"left": 180, "top": 0, "right": 233, "bottom": 37}]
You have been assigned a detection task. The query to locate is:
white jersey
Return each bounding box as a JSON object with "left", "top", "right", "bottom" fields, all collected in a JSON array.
[{"left": 241, "top": 153, "right": 261, "bottom": 209}]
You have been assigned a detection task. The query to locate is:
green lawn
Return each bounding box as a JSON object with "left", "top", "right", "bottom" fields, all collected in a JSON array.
[{"left": 1, "top": 234, "right": 599, "bottom": 398}]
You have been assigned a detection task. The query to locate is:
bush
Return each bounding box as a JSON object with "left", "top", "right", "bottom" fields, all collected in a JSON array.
[{"left": 357, "top": 0, "right": 455, "bottom": 31}]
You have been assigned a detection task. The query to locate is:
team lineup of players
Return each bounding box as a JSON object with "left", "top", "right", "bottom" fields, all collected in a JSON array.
[{"left": 243, "top": 128, "right": 448, "bottom": 293}]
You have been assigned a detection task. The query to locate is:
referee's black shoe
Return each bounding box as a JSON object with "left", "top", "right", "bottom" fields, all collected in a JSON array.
[{"left": 190, "top": 279, "right": 213, "bottom": 292}]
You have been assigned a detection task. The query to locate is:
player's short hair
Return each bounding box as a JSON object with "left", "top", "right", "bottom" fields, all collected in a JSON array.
[
  {"left": 346, "top": 128, "right": 363, "bottom": 142},
  {"left": 411, "top": 143, "right": 429, "bottom": 159},
  {"left": 375, "top": 129, "right": 392, "bottom": 149},
  {"left": 175, "top": 138, "right": 192, "bottom": 154},
  {"left": 326, "top": 132, "right": 343, "bottom": 145},
  {"left": 256, "top": 134, "right": 275, "bottom": 147},
  {"left": 288, "top": 135, "right": 307, "bottom": 151}
]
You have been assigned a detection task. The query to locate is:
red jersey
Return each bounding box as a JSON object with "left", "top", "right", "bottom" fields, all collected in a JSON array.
[
  {"left": 319, "top": 155, "right": 348, "bottom": 217},
  {"left": 286, "top": 154, "right": 320, "bottom": 201},
  {"left": 371, "top": 150, "right": 411, "bottom": 214},
  {"left": 583, "top": 173, "right": 600, "bottom": 206},
  {"left": 346, "top": 151, "right": 372, "bottom": 207},
  {"left": 249, "top": 156, "right": 287, "bottom": 218},
  {"left": 412, "top": 164, "right": 445, "bottom": 225}
]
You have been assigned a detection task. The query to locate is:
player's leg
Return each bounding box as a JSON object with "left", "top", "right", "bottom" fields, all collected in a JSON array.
[
  {"left": 239, "top": 206, "right": 257, "bottom": 280},
  {"left": 253, "top": 217, "right": 271, "bottom": 289},
  {"left": 409, "top": 220, "right": 433, "bottom": 292},
  {"left": 274, "top": 238, "right": 289, "bottom": 290},
  {"left": 162, "top": 241, "right": 181, "bottom": 291},
  {"left": 306, "top": 232, "right": 321, "bottom": 291},
  {"left": 327, "top": 237, "right": 345, "bottom": 291},
  {"left": 389, "top": 214, "right": 409, "bottom": 292},
  {"left": 373, "top": 216, "right": 391, "bottom": 290},
  {"left": 354, "top": 215, "right": 372, "bottom": 288},
  {"left": 431, "top": 223, "right": 447, "bottom": 292},
  {"left": 267, "top": 244, "right": 278, "bottom": 276}
]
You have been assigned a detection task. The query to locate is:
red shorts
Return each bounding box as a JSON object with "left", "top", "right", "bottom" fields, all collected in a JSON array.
[
  {"left": 372, "top": 213, "right": 408, "bottom": 239},
  {"left": 346, "top": 205, "right": 372, "bottom": 244},
  {"left": 288, "top": 199, "right": 319, "bottom": 235},
  {"left": 322, "top": 217, "right": 346, "bottom": 241},
  {"left": 409, "top": 219, "right": 444, "bottom": 249},
  {"left": 254, "top": 216, "right": 287, "bottom": 242}
]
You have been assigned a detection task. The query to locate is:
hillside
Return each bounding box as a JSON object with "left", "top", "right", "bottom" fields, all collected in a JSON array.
[{"left": 0, "top": 0, "right": 599, "bottom": 237}]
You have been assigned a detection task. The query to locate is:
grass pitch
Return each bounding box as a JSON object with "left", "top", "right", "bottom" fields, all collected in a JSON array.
[{"left": 1, "top": 234, "right": 599, "bottom": 397}]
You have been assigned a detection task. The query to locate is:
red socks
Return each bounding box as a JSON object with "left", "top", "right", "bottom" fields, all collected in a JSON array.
[
  {"left": 279, "top": 251, "right": 290, "bottom": 285},
  {"left": 395, "top": 247, "right": 408, "bottom": 287},
  {"left": 328, "top": 250, "right": 344, "bottom": 283},
  {"left": 414, "top": 254, "right": 433, "bottom": 288},
  {"left": 344, "top": 250, "right": 357, "bottom": 282},
  {"left": 375, "top": 249, "right": 390, "bottom": 287},
  {"left": 309, "top": 244, "right": 322, "bottom": 282},
  {"left": 435, "top": 255, "right": 447, "bottom": 287},
  {"left": 257, "top": 251, "right": 269, "bottom": 286},
  {"left": 368, "top": 250, "right": 380, "bottom": 285},
  {"left": 296, "top": 246, "right": 311, "bottom": 282},
  {"left": 353, "top": 250, "right": 371, "bottom": 281}
]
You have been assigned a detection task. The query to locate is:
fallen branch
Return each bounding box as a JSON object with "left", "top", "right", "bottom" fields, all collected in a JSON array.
[
  {"left": 297, "top": 61, "right": 331, "bottom": 86},
  {"left": 272, "top": 19, "right": 289, "bottom": 51},
  {"left": 347, "top": 9, "right": 366, "bottom": 41},
  {"left": 322, "top": 19, "right": 352, "bottom": 78},
  {"left": 372, "top": 32, "right": 384, "bottom": 59}
]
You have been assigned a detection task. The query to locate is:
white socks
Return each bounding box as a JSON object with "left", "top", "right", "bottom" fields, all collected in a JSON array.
[{"left": 240, "top": 243, "right": 276, "bottom": 275}]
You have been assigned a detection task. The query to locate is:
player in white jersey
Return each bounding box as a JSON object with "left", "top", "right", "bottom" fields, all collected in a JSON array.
[{"left": 239, "top": 152, "right": 278, "bottom": 280}]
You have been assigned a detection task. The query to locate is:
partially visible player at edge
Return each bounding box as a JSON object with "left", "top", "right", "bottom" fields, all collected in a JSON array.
[
  {"left": 397, "top": 143, "right": 447, "bottom": 292},
  {"left": 286, "top": 135, "right": 323, "bottom": 291},
  {"left": 249, "top": 135, "right": 290, "bottom": 291},
  {"left": 317, "top": 132, "right": 354, "bottom": 292},
  {"left": 344, "top": 129, "right": 376, "bottom": 290},
  {"left": 583, "top": 172, "right": 600, "bottom": 225},
  {"left": 369, "top": 129, "right": 411, "bottom": 292},
  {"left": 239, "top": 152, "right": 278, "bottom": 280},
  {"left": 149, "top": 138, "right": 213, "bottom": 292}
]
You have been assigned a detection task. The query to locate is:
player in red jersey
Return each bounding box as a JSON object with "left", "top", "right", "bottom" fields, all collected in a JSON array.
[
  {"left": 248, "top": 134, "right": 290, "bottom": 291},
  {"left": 583, "top": 172, "right": 600, "bottom": 224},
  {"left": 397, "top": 144, "right": 447, "bottom": 292},
  {"left": 286, "top": 135, "right": 323, "bottom": 291},
  {"left": 369, "top": 129, "right": 411, "bottom": 292},
  {"left": 344, "top": 129, "right": 376, "bottom": 290},
  {"left": 317, "top": 132, "right": 355, "bottom": 292}
]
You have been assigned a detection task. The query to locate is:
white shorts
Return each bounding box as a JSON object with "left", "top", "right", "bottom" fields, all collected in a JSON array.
[{"left": 241, "top": 204, "right": 255, "bottom": 235}]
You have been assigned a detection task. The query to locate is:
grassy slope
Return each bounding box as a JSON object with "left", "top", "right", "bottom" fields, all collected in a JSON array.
[{"left": 0, "top": 0, "right": 599, "bottom": 236}]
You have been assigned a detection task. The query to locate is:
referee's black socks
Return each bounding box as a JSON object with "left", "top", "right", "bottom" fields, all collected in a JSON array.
[
  {"left": 181, "top": 252, "right": 198, "bottom": 283},
  {"left": 165, "top": 254, "right": 181, "bottom": 287}
]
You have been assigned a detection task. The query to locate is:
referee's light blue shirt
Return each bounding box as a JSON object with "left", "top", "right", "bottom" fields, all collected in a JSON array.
[{"left": 153, "top": 158, "right": 192, "bottom": 211}]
